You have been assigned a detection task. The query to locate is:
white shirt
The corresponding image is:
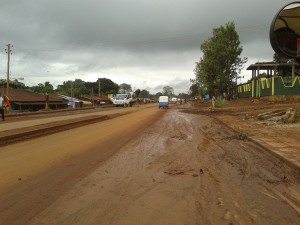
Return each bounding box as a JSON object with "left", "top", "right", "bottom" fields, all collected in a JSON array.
[{"left": 0, "top": 96, "right": 3, "bottom": 108}]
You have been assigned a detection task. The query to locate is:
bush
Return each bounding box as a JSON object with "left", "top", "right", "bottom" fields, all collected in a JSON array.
[{"left": 215, "top": 99, "right": 228, "bottom": 107}]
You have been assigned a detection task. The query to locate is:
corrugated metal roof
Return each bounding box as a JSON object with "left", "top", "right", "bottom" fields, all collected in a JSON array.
[
  {"left": 58, "top": 94, "right": 82, "bottom": 103},
  {"left": 247, "top": 62, "right": 300, "bottom": 70},
  {"left": 0, "top": 88, "right": 65, "bottom": 102}
]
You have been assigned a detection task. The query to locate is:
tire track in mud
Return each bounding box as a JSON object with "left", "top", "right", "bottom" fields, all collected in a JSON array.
[
  {"left": 98, "top": 109, "right": 300, "bottom": 225},
  {"left": 31, "top": 109, "right": 203, "bottom": 225},
  {"left": 8, "top": 106, "right": 300, "bottom": 225},
  {"left": 191, "top": 111, "right": 300, "bottom": 225},
  {"left": 0, "top": 106, "right": 167, "bottom": 225}
]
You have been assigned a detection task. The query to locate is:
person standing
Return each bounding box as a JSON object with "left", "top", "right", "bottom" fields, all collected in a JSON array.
[
  {"left": 0, "top": 93, "right": 5, "bottom": 121},
  {"left": 211, "top": 95, "right": 216, "bottom": 109},
  {"left": 124, "top": 97, "right": 128, "bottom": 107}
]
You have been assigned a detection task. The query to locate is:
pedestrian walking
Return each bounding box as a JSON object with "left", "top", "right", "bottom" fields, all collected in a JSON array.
[
  {"left": 124, "top": 97, "right": 128, "bottom": 107},
  {"left": 211, "top": 95, "right": 216, "bottom": 109},
  {"left": 0, "top": 93, "right": 5, "bottom": 121}
]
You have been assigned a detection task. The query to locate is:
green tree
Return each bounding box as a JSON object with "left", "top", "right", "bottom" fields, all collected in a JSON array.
[
  {"left": 0, "top": 79, "right": 26, "bottom": 89},
  {"left": 119, "top": 83, "right": 132, "bottom": 93},
  {"left": 55, "top": 78, "right": 119, "bottom": 97},
  {"left": 56, "top": 79, "right": 86, "bottom": 97},
  {"left": 178, "top": 93, "right": 189, "bottom": 99},
  {"left": 155, "top": 92, "right": 163, "bottom": 97},
  {"left": 84, "top": 81, "right": 95, "bottom": 96},
  {"left": 134, "top": 89, "right": 141, "bottom": 98},
  {"left": 162, "top": 86, "right": 174, "bottom": 96},
  {"left": 73, "top": 79, "right": 89, "bottom": 97},
  {"left": 195, "top": 21, "right": 247, "bottom": 96},
  {"left": 139, "top": 89, "right": 150, "bottom": 98},
  {"left": 189, "top": 83, "right": 199, "bottom": 98},
  {"left": 29, "top": 81, "right": 54, "bottom": 95},
  {"left": 56, "top": 80, "right": 73, "bottom": 96},
  {"left": 98, "top": 78, "right": 119, "bottom": 95}
]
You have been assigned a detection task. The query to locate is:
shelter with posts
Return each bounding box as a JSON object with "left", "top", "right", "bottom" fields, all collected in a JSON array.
[
  {"left": 237, "top": 62, "right": 300, "bottom": 100},
  {"left": 0, "top": 88, "right": 68, "bottom": 112}
]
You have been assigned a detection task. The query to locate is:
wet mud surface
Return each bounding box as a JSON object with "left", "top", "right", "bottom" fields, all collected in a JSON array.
[{"left": 0, "top": 105, "right": 300, "bottom": 224}]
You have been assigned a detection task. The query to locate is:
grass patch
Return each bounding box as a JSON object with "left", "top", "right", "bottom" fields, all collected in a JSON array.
[{"left": 215, "top": 99, "right": 228, "bottom": 107}]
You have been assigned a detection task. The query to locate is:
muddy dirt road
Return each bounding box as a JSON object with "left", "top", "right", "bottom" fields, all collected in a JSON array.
[{"left": 1, "top": 105, "right": 300, "bottom": 225}]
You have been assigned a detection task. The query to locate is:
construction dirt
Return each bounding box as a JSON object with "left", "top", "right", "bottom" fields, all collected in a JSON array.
[{"left": 0, "top": 100, "right": 300, "bottom": 225}]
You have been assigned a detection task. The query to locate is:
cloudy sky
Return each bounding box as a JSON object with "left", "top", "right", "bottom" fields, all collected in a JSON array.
[{"left": 0, "top": 0, "right": 292, "bottom": 94}]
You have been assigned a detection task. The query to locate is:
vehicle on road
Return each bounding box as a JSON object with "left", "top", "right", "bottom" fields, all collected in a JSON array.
[
  {"left": 158, "top": 96, "right": 169, "bottom": 108},
  {"left": 171, "top": 97, "right": 177, "bottom": 104},
  {"left": 110, "top": 93, "right": 134, "bottom": 107}
]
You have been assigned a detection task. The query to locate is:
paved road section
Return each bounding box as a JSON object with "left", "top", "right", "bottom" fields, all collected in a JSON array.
[
  {"left": 1, "top": 103, "right": 300, "bottom": 172},
  {"left": 0, "top": 107, "right": 137, "bottom": 131},
  {"left": 0, "top": 105, "right": 152, "bottom": 146}
]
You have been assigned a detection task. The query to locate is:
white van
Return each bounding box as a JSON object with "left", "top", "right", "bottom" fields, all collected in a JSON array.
[
  {"left": 158, "top": 96, "right": 169, "bottom": 108},
  {"left": 171, "top": 97, "right": 177, "bottom": 104}
]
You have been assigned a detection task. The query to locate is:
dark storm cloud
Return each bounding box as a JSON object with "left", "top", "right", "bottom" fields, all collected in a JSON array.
[{"left": 0, "top": 0, "right": 293, "bottom": 93}]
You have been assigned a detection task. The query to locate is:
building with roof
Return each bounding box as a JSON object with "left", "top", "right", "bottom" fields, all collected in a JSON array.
[
  {"left": 0, "top": 88, "right": 68, "bottom": 112},
  {"left": 247, "top": 62, "right": 300, "bottom": 80},
  {"left": 237, "top": 62, "right": 300, "bottom": 100}
]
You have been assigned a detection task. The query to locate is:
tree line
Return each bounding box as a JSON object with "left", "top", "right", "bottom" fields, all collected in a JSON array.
[{"left": 0, "top": 78, "right": 189, "bottom": 99}]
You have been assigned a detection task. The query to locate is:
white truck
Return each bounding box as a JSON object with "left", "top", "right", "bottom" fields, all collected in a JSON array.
[{"left": 110, "top": 93, "right": 134, "bottom": 107}]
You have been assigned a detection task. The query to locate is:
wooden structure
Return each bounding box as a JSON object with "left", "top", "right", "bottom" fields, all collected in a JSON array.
[
  {"left": 237, "top": 62, "right": 300, "bottom": 99},
  {"left": 247, "top": 62, "right": 300, "bottom": 80}
]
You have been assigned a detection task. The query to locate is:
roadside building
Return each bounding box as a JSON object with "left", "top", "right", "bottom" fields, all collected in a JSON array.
[
  {"left": 0, "top": 88, "right": 67, "bottom": 112},
  {"left": 237, "top": 62, "right": 300, "bottom": 101}
]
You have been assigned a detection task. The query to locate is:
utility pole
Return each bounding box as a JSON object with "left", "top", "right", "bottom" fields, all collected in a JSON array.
[
  {"left": 98, "top": 78, "right": 100, "bottom": 96},
  {"left": 5, "top": 44, "right": 12, "bottom": 96},
  {"left": 71, "top": 81, "right": 73, "bottom": 98},
  {"left": 91, "top": 87, "right": 94, "bottom": 107}
]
